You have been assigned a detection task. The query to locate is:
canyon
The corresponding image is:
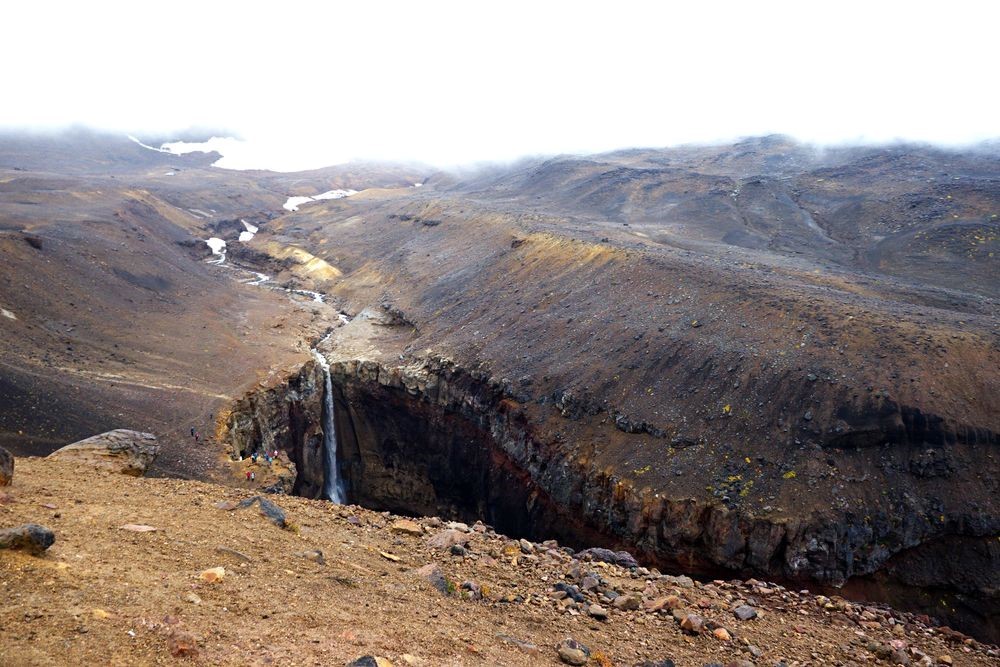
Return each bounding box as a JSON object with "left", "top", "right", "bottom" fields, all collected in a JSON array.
[{"left": 1, "top": 130, "right": 997, "bottom": 646}]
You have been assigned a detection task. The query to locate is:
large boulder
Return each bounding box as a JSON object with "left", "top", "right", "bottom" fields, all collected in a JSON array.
[
  {"left": 47, "top": 429, "right": 159, "bottom": 476},
  {"left": 0, "top": 446, "right": 12, "bottom": 485}
]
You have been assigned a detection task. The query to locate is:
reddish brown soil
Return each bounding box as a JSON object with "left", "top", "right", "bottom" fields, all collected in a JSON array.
[{"left": 2, "top": 457, "right": 995, "bottom": 666}]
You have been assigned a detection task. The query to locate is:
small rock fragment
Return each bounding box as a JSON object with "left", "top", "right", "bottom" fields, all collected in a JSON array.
[
  {"left": 237, "top": 495, "right": 287, "bottom": 528},
  {"left": 556, "top": 638, "right": 590, "bottom": 665},
  {"left": 734, "top": 604, "right": 758, "bottom": 621},
  {"left": 120, "top": 524, "right": 157, "bottom": 532},
  {"left": 497, "top": 634, "right": 539, "bottom": 656},
  {"left": 414, "top": 563, "right": 450, "bottom": 595},
  {"left": 575, "top": 547, "right": 639, "bottom": 569},
  {"left": 588, "top": 604, "right": 608, "bottom": 620},
  {"left": 644, "top": 595, "right": 681, "bottom": 612},
  {"left": 426, "top": 529, "right": 470, "bottom": 550},
  {"left": 712, "top": 627, "right": 731, "bottom": 641},
  {"left": 390, "top": 519, "right": 423, "bottom": 536},
  {"left": 167, "top": 631, "right": 199, "bottom": 658},
  {"left": 680, "top": 613, "right": 705, "bottom": 634},
  {"left": 612, "top": 594, "right": 641, "bottom": 611},
  {"left": 198, "top": 567, "right": 226, "bottom": 583},
  {"left": 215, "top": 546, "right": 252, "bottom": 562},
  {"left": 347, "top": 657, "right": 393, "bottom": 667},
  {"left": 296, "top": 549, "right": 325, "bottom": 564}
]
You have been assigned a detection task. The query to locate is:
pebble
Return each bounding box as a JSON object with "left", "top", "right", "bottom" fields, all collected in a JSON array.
[
  {"left": 734, "top": 605, "right": 758, "bottom": 621},
  {"left": 613, "top": 595, "right": 641, "bottom": 611},
  {"left": 346, "top": 658, "right": 394, "bottom": 667},
  {"left": 556, "top": 638, "right": 590, "bottom": 665},
  {"left": 712, "top": 627, "right": 731, "bottom": 641},
  {"left": 413, "top": 564, "right": 450, "bottom": 595},
  {"left": 587, "top": 604, "right": 608, "bottom": 620},
  {"left": 390, "top": 519, "right": 424, "bottom": 536},
  {"left": 680, "top": 613, "right": 705, "bottom": 634},
  {"left": 198, "top": 567, "right": 225, "bottom": 583},
  {"left": 496, "top": 634, "right": 539, "bottom": 656},
  {"left": 426, "top": 529, "right": 470, "bottom": 550},
  {"left": 296, "top": 549, "right": 325, "bottom": 564}
]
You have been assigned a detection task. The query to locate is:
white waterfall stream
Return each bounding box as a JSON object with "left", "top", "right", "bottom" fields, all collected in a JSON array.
[{"left": 311, "top": 348, "right": 346, "bottom": 503}]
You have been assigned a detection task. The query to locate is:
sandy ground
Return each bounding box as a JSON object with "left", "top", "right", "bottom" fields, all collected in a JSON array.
[{"left": 0, "top": 458, "right": 995, "bottom": 667}]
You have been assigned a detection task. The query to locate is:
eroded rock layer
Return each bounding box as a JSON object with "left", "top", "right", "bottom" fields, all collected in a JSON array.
[{"left": 226, "top": 352, "right": 999, "bottom": 642}]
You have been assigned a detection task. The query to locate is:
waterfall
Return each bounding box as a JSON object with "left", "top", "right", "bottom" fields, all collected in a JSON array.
[{"left": 311, "top": 349, "right": 346, "bottom": 504}]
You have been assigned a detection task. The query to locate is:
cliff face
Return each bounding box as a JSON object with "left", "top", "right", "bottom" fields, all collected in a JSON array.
[
  {"left": 221, "top": 360, "right": 324, "bottom": 498},
  {"left": 225, "top": 352, "right": 999, "bottom": 642}
]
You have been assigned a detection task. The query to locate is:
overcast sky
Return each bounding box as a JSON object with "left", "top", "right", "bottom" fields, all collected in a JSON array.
[{"left": 3, "top": 1, "right": 997, "bottom": 169}]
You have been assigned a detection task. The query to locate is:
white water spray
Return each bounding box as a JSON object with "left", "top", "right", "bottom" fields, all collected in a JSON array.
[{"left": 311, "top": 348, "right": 346, "bottom": 503}]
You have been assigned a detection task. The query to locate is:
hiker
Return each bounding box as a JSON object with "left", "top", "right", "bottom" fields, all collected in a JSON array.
[
  {"left": 250, "top": 471, "right": 255, "bottom": 481},
  {"left": 190, "top": 427, "right": 195, "bottom": 437},
  {"left": 245, "top": 470, "right": 252, "bottom": 481},
  {"left": 251, "top": 453, "right": 257, "bottom": 464},
  {"left": 194, "top": 432, "right": 199, "bottom": 442}
]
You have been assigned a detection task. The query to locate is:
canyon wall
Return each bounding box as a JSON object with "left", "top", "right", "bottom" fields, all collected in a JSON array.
[{"left": 223, "top": 353, "right": 999, "bottom": 642}]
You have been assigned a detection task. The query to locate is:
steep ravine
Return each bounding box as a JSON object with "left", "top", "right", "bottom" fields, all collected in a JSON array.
[{"left": 221, "top": 353, "right": 999, "bottom": 643}]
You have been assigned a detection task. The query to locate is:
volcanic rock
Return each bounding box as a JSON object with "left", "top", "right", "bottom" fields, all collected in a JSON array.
[
  {"left": 47, "top": 430, "right": 159, "bottom": 476},
  {"left": 556, "top": 638, "right": 590, "bottom": 665},
  {"left": 0, "top": 523, "right": 55, "bottom": 554}
]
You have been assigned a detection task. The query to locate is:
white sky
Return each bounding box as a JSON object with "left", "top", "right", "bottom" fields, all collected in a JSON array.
[{"left": 2, "top": 1, "right": 997, "bottom": 169}]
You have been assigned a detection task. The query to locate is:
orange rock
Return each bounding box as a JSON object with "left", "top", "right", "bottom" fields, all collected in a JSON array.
[{"left": 198, "top": 566, "right": 225, "bottom": 583}]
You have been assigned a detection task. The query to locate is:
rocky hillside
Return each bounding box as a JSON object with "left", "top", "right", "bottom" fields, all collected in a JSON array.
[
  {"left": 2, "top": 456, "right": 996, "bottom": 666},
  {"left": 232, "top": 140, "right": 998, "bottom": 641}
]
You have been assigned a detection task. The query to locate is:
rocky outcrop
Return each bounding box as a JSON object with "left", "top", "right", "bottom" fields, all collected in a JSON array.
[
  {"left": 47, "top": 430, "right": 159, "bottom": 476},
  {"left": 0, "top": 445, "right": 12, "bottom": 485},
  {"left": 221, "top": 361, "right": 323, "bottom": 497}
]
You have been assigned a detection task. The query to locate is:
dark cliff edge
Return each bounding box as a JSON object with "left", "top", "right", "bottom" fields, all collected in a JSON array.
[{"left": 222, "top": 354, "right": 999, "bottom": 643}]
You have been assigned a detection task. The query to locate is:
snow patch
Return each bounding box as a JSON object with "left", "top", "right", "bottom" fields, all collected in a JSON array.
[
  {"left": 238, "top": 231, "right": 255, "bottom": 242},
  {"left": 283, "top": 189, "right": 358, "bottom": 212},
  {"left": 205, "top": 238, "right": 227, "bottom": 264},
  {"left": 241, "top": 220, "right": 259, "bottom": 234},
  {"left": 312, "top": 189, "right": 357, "bottom": 201},
  {"left": 1, "top": 307, "right": 17, "bottom": 320},
  {"left": 127, "top": 135, "right": 171, "bottom": 153}
]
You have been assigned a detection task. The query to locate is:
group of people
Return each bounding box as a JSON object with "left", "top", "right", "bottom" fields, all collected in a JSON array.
[
  {"left": 251, "top": 449, "right": 279, "bottom": 465},
  {"left": 244, "top": 448, "right": 280, "bottom": 483}
]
